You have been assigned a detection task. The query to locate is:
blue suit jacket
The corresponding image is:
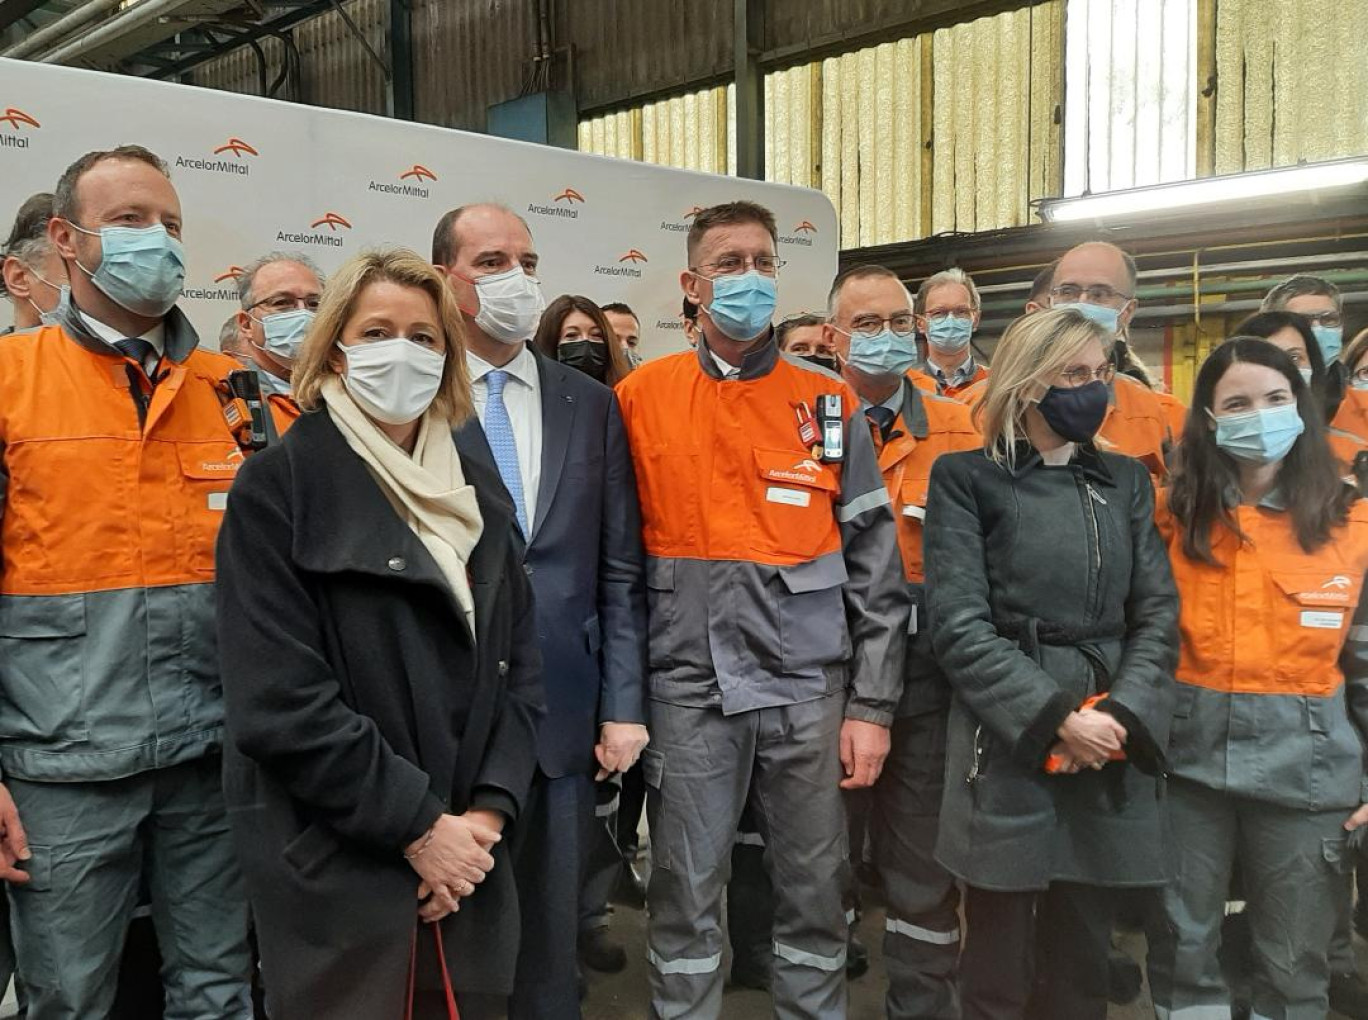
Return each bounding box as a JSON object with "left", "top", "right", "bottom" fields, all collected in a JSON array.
[{"left": 454, "top": 347, "right": 647, "bottom": 778}]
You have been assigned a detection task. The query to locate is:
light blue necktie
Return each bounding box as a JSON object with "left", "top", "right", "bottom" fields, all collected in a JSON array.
[{"left": 484, "top": 369, "right": 529, "bottom": 535}]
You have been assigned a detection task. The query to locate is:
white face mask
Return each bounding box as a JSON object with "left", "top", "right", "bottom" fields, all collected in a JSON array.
[
  {"left": 471, "top": 266, "right": 545, "bottom": 344},
  {"left": 337, "top": 338, "right": 446, "bottom": 425}
]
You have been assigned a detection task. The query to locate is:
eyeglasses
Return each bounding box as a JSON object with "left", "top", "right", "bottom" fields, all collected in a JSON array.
[
  {"left": 1050, "top": 284, "right": 1132, "bottom": 305},
  {"left": 251, "top": 294, "right": 322, "bottom": 314},
  {"left": 838, "top": 314, "right": 916, "bottom": 339},
  {"left": 922, "top": 310, "right": 975, "bottom": 323},
  {"left": 692, "top": 255, "right": 786, "bottom": 277},
  {"left": 1352, "top": 365, "right": 1368, "bottom": 385},
  {"left": 1057, "top": 363, "right": 1117, "bottom": 388},
  {"left": 1302, "top": 310, "right": 1344, "bottom": 328}
]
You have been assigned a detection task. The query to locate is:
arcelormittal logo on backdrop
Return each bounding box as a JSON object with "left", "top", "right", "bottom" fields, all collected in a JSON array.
[
  {"left": 778, "top": 220, "right": 817, "bottom": 248},
  {"left": 176, "top": 138, "right": 256, "bottom": 177},
  {"left": 595, "top": 249, "right": 647, "bottom": 280},
  {"left": 660, "top": 205, "right": 705, "bottom": 234},
  {"left": 0, "top": 107, "right": 40, "bottom": 150},
  {"left": 370, "top": 164, "right": 436, "bottom": 200},
  {"left": 528, "top": 188, "right": 583, "bottom": 220},
  {"left": 183, "top": 265, "right": 245, "bottom": 302},
  {"left": 277, "top": 212, "right": 351, "bottom": 248}
]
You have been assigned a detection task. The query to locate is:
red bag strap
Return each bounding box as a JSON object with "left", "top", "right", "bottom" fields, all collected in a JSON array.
[{"left": 403, "top": 923, "right": 461, "bottom": 1020}]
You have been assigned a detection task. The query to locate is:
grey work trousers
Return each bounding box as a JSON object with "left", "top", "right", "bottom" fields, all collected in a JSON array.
[
  {"left": 870, "top": 710, "right": 960, "bottom": 1020},
  {"left": 644, "top": 695, "right": 850, "bottom": 1020},
  {"left": 7, "top": 756, "right": 253, "bottom": 1020},
  {"left": 1147, "top": 777, "right": 1350, "bottom": 1020}
]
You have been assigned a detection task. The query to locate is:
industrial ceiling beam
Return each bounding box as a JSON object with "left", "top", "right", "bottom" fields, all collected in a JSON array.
[
  {"left": 137, "top": 0, "right": 329, "bottom": 80},
  {"left": 733, "top": 0, "right": 763, "bottom": 180},
  {"left": 0, "top": 0, "right": 50, "bottom": 34}
]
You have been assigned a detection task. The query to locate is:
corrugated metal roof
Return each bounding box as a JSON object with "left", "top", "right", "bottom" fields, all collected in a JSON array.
[
  {"left": 193, "top": 0, "right": 387, "bottom": 115},
  {"left": 411, "top": 0, "right": 535, "bottom": 130},
  {"left": 569, "top": 0, "right": 732, "bottom": 113}
]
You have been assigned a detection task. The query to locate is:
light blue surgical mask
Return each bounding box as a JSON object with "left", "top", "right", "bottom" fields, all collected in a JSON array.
[
  {"left": 1054, "top": 300, "right": 1122, "bottom": 334},
  {"left": 35, "top": 284, "right": 71, "bottom": 328},
  {"left": 925, "top": 315, "right": 974, "bottom": 352},
  {"left": 70, "top": 222, "right": 186, "bottom": 318},
  {"left": 701, "top": 270, "right": 777, "bottom": 341},
  {"left": 1209, "top": 403, "right": 1305, "bottom": 465},
  {"left": 846, "top": 329, "right": 920, "bottom": 377},
  {"left": 1312, "top": 323, "right": 1343, "bottom": 364},
  {"left": 255, "top": 308, "right": 314, "bottom": 363}
]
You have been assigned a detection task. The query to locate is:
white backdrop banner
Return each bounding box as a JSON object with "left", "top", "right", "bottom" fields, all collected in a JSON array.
[{"left": 0, "top": 59, "right": 838, "bottom": 359}]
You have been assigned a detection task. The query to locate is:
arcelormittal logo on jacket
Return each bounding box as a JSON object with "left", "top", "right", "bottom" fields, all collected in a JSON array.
[
  {"left": 277, "top": 212, "right": 352, "bottom": 248},
  {"left": 763, "top": 458, "right": 828, "bottom": 486},
  {"left": 369, "top": 164, "right": 436, "bottom": 200},
  {"left": 176, "top": 138, "right": 257, "bottom": 177}
]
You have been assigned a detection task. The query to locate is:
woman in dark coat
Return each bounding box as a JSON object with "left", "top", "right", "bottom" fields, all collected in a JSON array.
[
  {"left": 923, "top": 308, "right": 1178, "bottom": 1020},
  {"left": 216, "top": 249, "right": 543, "bottom": 1020}
]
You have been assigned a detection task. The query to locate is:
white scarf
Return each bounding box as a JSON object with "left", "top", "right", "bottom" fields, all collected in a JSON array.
[{"left": 321, "top": 376, "right": 482, "bottom": 633}]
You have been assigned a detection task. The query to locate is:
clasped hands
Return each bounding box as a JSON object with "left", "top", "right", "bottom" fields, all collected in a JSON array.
[{"left": 1049, "top": 707, "right": 1128, "bottom": 774}]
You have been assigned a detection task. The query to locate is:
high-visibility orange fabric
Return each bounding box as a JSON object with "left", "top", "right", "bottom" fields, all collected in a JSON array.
[
  {"left": 1153, "top": 388, "right": 1188, "bottom": 443},
  {"left": 958, "top": 375, "right": 1170, "bottom": 475},
  {"left": 938, "top": 363, "right": 990, "bottom": 399},
  {"left": 1333, "top": 387, "right": 1368, "bottom": 444},
  {"left": 0, "top": 326, "right": 244, "bottom": 595},
  {"left": 907, "top": 369, "right": 938, "bottom": 394},
  {"left": 1155, "top": 490, "right": 1368, "bottom": 697},
  {"left": 617, "top": 353, "right": 858, "bottom": 567},
  {"left": 269, "top": 392, "right": 302, "bottom": 434},
  {"left": 1328, "top": 428, "right": 1368, "bottom": 477},
  {"left": 874, "top": 395, "right": 979, "bottom": 583}
]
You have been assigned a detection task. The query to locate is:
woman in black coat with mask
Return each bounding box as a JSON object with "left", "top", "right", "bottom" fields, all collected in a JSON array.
[
  {"left": 923, "top": 308, "right": 1179, "bottom": 1020},
  {"left": 532, "top": 294, "right": 635, "bottom": 387}
]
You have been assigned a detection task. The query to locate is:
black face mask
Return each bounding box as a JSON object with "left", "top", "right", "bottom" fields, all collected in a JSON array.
[
  {"left": 800, "top": 353, "right": 839, "bottom": 373},
  {"left": 558, "top": 339, "right": 608, "bottom": 381},
  {"left": 1037, "top": 380, "right": 1109, "bottom": 443}
]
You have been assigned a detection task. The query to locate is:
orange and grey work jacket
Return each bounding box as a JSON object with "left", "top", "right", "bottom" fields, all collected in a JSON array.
[
  {"left": 868, "top": 379, "right": 980, "bottom": 718},
  {"left": 616, "top": 339, "right": 910, "bottom": 725},
  {"left": 0, "top": 302, "right": 245, "bottom": 782},
  {"left": 1157, "top": 489, "right": 1368, "bottom": 810}
]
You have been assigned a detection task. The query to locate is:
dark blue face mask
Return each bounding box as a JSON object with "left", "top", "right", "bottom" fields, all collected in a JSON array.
[{"left": 1037, "top": 380, "right": 1109, "bottom": 443}]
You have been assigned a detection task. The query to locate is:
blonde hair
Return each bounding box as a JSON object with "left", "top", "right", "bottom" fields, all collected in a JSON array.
[
  {"left": 975, "top": 307, "right": 1110, "bottom": 465},
  {"left": 292, "top": 248, "right": 474, "bottom": 424}
]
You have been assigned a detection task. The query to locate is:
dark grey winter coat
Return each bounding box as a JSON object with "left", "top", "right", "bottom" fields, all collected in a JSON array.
[
  {"left": 924, "top": 443, "right": 1178, "bottom": 891},
  {"left": 216, "top": 410, "right": 544, "bottom": 1019}
]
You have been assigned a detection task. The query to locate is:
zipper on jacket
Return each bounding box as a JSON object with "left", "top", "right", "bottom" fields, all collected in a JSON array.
[
  {"left": 967, "top": 724, "right": 985, "bottom": 785},
  {"left": 1075, "top": 474, "right": 1103, "bottom": 617},
  {"left": 1084, "top": 482, "right": 1106, "bottom": 570}
]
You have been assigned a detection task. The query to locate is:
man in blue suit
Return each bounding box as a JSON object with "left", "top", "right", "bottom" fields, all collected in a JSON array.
[{"left": 435, "top": 203, "right": 649, "bottom": 1020}]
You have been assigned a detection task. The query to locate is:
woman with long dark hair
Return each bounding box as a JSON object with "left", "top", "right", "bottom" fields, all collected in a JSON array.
[
  {"left": 531, "top": 294, "right": 634, "bottom": 387},
  {"left": 923, "top": 308, "right": 1178, "bottom": 1019},
  {"left": 1148, "top": 336, "right": 1368, "bottom": 1019}
]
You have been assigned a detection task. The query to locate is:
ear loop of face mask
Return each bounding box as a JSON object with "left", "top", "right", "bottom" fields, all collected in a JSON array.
[{"left": 24, "top": 265, "right": 64, "bottom": 321}]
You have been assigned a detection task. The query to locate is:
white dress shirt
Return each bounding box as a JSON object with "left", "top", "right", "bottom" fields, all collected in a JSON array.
[
  {"left": 709, "top": 348, "right": 742, "bottom": 379},
  {"left": 79, "top": 309, "right": 166, "bottom": 366},
  {"left": 467, "top": 344, "right": 544, "bottom": 531}
]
